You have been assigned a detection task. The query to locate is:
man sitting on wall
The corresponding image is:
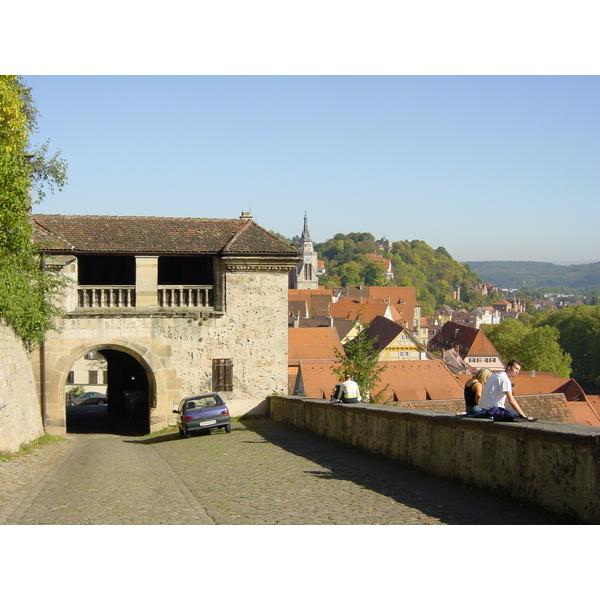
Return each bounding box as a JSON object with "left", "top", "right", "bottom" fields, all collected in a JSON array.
[{"left": 478, "top": 359, "right": 536, "bottom": 421}]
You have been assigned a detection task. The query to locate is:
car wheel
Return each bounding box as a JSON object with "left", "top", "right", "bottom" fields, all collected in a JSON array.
[{"left": 224, "top": 424, "right": 231, "bottom": 433}]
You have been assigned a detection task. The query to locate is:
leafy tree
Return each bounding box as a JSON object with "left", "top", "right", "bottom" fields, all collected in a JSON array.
[
  {"left": 0, "top": 75, "right": 68, "bottom": 344},
  {"left": 362, "top": 260, "right": 388, "bottom": 286},
  {"left": 332, "top": 323, "right": 387, "bottom": 402},
  {"left": 483, "top": 319, "right": 571, "bottom": 377},
  {"left": 535, "top": 305, "right": 600, "bottom": 387}
]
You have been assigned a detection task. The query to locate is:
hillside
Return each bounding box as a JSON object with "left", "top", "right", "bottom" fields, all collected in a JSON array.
[{"left": 464, "top": 261, "right": 600, "bottom": 290}]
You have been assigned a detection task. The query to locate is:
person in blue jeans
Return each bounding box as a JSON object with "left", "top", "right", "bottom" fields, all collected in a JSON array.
[{"left": 479, "top": 360, "right": 536, "bottom": 421}]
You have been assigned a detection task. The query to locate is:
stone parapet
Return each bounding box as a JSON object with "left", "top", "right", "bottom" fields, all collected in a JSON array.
[{"left": 269, "top": 396, "right": 600, "bottom": 524}]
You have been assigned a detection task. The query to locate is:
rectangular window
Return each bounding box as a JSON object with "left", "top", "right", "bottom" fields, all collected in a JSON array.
[
  {"left": 212, "top": 358, "right": 233, "bottom": 392},
  {"left": 89, "top": 370, "right": 98, "bottom": 384},
  {"left": 67, "top": 371, "right": 75, "bottom": 384}
]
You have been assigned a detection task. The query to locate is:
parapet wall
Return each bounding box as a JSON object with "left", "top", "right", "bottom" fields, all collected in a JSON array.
[{"left": 269, "top": 396, "right": 600, "bottom": 524}]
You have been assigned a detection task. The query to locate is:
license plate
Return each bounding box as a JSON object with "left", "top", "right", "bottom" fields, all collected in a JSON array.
[{"left": 199, "top": 419, "right": 217, "bottom": 426}]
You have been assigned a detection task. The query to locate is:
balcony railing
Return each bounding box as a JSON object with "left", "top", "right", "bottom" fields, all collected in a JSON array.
[
  {"left": 78, "top": 286, "right": 136, "bottom": 308},
  {"left": 77, "top": 285, "right": 214, "bottom": 309},
  {"left": 158, "top": 285, "right": 213, "bottom": 309}
]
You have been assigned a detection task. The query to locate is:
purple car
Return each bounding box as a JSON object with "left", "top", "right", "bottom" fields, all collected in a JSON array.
[{"left": 173, "top": 393, "right": 231, "bottom": 437}]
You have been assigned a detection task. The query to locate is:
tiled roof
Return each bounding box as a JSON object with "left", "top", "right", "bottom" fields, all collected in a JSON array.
[
  {"left": 429, "top": 321, "right": 501, "bottom": 359},
  {"left": 32, "top": 214, "right": 299, "bottom": 256},
  {"left": 372, "top": 360, "right": 464, "bottom": 402},
  {"left": 288, "top": 327, "right": 344, "bottom": 362},
  {"left": 328, "top": 302, "right": 390, "bottom": 324},
  {"left": 296, "top": 361, "right": 339, "bottom": 399},
  {"left": 363, "top": 315, "right": 407, "bottom": 351}
]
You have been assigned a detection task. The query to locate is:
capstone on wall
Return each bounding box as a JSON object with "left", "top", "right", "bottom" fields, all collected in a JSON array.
[{"left": 0, "top": 322, "right": 44, "bottom": 453}]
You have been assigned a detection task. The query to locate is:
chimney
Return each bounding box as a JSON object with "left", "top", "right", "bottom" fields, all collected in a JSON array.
[
  {"left": 531, "top": 370, "right": 536, "bottom": 377},
  {"left": 239, "top": 210, "right": 253, "bottom": 220}
]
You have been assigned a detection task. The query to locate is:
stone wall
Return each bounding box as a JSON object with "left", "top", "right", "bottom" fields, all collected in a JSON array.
[
  {"left": 0, "top": 323, "right": 44, "bottom": 453},
  {"left": 31, "top": 258, "right": 292, "bottom": 436},
  {"left": 387, "top": 394, "right": 577, "bottom": 424},
  {"left": 269, "top": 396, "right": 600, "bottom": 524}
]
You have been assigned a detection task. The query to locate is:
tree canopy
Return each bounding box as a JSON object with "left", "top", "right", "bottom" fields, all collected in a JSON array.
[
  {"left": 534, "top": 305, "right": 600, "bottom": 387},
  {"left": 0, "top": 75, "right": 67, "bottom": 344},
  {"left": 482, "top": 319, "right": 572, "bottom": 378}
]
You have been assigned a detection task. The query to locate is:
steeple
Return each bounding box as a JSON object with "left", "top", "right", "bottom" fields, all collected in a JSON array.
[
  {"left": 300, "top": 211, "right": 312, "bottom": 243},
  {"left": 290, "top": 212, "right": 319, "bottom": 290}
]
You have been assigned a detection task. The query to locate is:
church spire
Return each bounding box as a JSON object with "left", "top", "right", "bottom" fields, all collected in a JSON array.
[{"left": 301, "top": 211, "right": 312, "bottom": 243}]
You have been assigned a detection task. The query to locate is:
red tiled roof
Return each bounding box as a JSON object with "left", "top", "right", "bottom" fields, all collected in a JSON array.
[
  {"left": 288, "top": 328, "right": 344, "bottom": 362},
  {"left": 429, "top": 321, "right": 501, "bottom": 359},
  {"left": 32, "top": 214, "right": 299, "bottom": 256},
  {"left": 328, "top": 302, "right": 390, "bottom": 324},
  {"left": 373, "top": 360, "right": 464, "bottom": 402},
  {"left": 296, "top": 361, "right": 340, "bottom": 399}
]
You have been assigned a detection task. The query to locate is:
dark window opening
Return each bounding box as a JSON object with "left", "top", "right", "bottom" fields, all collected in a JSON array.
[
  {"left": 89, "top": 370, "right": 98, "bottom": 384},
  {"left": 212, "top": 358, "right": 233, "bottom": 392},
  {"left": 158, "top": 256, "right": 213, "bottom": 285},
  {"left": 78, "top": 255, "right": 136, "bottom": 285}
]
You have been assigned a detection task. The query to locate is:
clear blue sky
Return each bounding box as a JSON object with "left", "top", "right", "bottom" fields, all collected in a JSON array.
[{"left": 25, "top": 75, "right": 598, "bottom": 265}]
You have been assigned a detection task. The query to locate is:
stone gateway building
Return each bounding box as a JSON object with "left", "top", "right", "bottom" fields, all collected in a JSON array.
[{"left": 32, "top": 212, "right": 299, "bottom": 437}]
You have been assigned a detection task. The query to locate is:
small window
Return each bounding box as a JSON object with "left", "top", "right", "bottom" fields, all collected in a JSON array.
[
  {"left": 89, "top": 370, "right": 98, "bottom": 384},
  {"left": 212, "top": 358, "right": 233, "bottom": 392},
  {"left": 67, "top": 371, "right": 75, "bottom": 384}
]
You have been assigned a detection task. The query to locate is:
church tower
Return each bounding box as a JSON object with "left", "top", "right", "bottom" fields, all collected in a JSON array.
[{"left": 290, "top": 213, "right": 319, "bottom": 289}]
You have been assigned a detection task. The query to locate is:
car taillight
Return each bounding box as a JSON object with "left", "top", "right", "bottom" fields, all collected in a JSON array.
[
  {"left": 184, "top": 416, "right": 193, "bottom": 421},
  {"left": 221, "top": 410, "right": 229, "bottom": 415}
]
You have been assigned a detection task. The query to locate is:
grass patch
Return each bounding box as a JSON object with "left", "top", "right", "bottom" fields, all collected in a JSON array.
[
  {"left": 141, "top": 425, "right": 178, "bottom": 438},
  {"left": 0, "top": 433, "right": 65, "bottom": 462}
]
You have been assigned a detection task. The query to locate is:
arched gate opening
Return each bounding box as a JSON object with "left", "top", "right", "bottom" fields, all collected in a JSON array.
[{"left": 66, "top": 348, "right": 153, "bottom": 436}]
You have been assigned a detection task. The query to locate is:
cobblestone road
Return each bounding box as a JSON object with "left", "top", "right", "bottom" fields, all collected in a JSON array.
[{"left": 0, "top": 419, "right": 562, "bottom": 525}]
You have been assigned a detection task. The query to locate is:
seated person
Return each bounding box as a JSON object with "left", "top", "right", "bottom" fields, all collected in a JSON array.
[
  {"left": 479, "top": 360, "right": 536, "bottom": 421},
  {"left": 463, "top": 368, "right": 492, "bottom": 415}
]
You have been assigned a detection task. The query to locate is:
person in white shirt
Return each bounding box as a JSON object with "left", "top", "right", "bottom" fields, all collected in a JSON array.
[
  {"left": 338, "top": 374, "right": 361, "bottom": 404},
  {"left": 479, "top": 360, "right": 535, "bottom": 421}
]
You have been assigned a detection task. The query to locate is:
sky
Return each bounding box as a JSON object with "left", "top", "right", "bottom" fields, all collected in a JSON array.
[{"left": 24, "top": 74, "right": 598, "bottom": 265}]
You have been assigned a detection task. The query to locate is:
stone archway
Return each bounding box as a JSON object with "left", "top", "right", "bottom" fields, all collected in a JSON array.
[
  {"left": 65, "top": 347, "right": 154, "bottom": 435},
  {"left": 40, "top": 340, "right": 172, "bottom": 437}
]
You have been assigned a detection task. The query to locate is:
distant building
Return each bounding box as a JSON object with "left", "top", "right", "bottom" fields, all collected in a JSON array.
[{"left": 289, "top": 213, "right": 319, "bottom": 289}]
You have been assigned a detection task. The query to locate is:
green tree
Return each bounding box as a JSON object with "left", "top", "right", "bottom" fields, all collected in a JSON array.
[
  {"left": 362, "top": 261, "right": 388, "bottom": 286},
  {"left": 535, "top": 305, "right": 600, "bottom": 386},
  {"left": 483, "top": 319, "right": 571, "bottom": 377},
  {"left": 0, "top": 75, "right": 68, "bottom": 344},
  {"left": 332, "top": 323, "right": 387, "bottom": 402}
]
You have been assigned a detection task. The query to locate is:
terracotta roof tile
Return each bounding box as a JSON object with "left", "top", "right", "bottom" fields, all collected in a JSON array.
[
  {"left": 288, "top": 327, "right": 343, "bottom": 362},
  {"left": 32, "top": 214, "right": 299, "bottom": 256},
  {"left": 373, "top": 360, "right": 464, "bottom": 402},
  {"left": 296, "top": 361, "right": 339, "bottom": 399}
]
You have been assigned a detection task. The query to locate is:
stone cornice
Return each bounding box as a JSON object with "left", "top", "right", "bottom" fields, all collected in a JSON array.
[{"left": 222, "top": 256, "right": 299, "bottom": 273}]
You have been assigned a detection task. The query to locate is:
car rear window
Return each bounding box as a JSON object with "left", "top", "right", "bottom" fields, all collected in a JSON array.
[{"left": 186, "top": 396, "right": 223, "bottom": 410}]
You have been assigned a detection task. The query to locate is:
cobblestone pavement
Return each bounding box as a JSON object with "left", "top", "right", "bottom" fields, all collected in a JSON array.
[{"left": 0, "top": 419, "right": 562, "bottom": 525}]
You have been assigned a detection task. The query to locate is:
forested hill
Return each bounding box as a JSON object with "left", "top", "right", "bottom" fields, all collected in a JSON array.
[
  {"left": 464, "top": 261, "right": 600, "bottom": 290},
  {"left": 275, "top": 231, "right": 488, "bottom": 315}
]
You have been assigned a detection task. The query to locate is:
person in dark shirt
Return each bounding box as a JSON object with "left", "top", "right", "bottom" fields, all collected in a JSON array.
[{"left": 463, "top": 368, "right": 492, "bottom": 415}]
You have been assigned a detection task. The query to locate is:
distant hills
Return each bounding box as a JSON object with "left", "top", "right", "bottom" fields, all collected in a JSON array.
[{"left": 464, "top": 261, "right": 600, "bottom": 290}]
